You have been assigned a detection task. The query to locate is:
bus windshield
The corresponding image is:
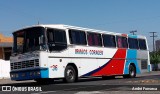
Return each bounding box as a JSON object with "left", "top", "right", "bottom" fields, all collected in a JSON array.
[{"left": 13, "top": 27, "right": 46, "bottom": 53}]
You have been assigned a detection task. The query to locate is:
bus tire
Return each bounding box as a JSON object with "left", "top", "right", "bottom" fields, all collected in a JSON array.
[
  {"left": 64, "top": 65, "right": 76, "bottom": 83},
  {"left": 123, "top": 64, "right": 136, "bottom": 78}
]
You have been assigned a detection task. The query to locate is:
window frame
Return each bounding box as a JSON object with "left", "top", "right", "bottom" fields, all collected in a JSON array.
[
  {"left": 46, "top": 28, "right": 68, "bottom": 51},
  {"left": 87, "top": 32, "right": 102, "bottom": 47},
  {"left": 116, "top": 35, "right": 128, "bottom": 48},
  {"left": 138, "top": 39, "right": 147, "bottom": 50},
  {"left": 128, "top": 37, "right": 139, "bottom": 49},
  {"left": 102, "top": 34, "right": 116, "bottom": 48},
  {"left": 47, "top": 28, "right": 67, "bottom": 44},
  {"left": 69, "top": 29, "right": 87, "bottom": 45}
]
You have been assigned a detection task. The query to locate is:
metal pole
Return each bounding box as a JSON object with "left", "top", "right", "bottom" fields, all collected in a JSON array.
[
  {"left": 149, "top": 32, "right": 157, "bottom": 52},
  {"left": 130, "top": 30, "right": 137, "bottom": 35}
]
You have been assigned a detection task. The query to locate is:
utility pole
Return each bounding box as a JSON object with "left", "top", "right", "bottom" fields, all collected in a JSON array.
[
  {"left": 149, "top": 32, "right": 157, "bottom": 52},
  {"left": 130, "top": 30, "right": 137, "bottom": 35}
]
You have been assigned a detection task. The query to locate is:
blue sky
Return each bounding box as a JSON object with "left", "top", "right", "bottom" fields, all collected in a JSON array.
[{"left": 0, "top": 0, "right": 160, "bottom": 51}]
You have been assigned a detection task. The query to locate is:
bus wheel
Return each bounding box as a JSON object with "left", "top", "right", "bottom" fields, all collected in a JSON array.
[
  {"left": 64, "top": 65, "right": 76, "bottom": 83},
  {"left": 123, "top": 64, "right": 136, "bottom": 78}
]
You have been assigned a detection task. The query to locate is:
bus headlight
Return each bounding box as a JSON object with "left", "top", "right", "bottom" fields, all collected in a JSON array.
[{"left": 11, "top": 74, "right": 15, "bottom": 78}]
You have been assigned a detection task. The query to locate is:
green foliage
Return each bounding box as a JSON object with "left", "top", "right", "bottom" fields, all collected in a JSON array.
[{"left": 150, "top": 52, "right": 160, "bottom": 65}]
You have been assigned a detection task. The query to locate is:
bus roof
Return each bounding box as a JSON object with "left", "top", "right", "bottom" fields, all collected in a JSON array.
[{"left": 13, "top": 24, "right": 147, "bottom": 39}]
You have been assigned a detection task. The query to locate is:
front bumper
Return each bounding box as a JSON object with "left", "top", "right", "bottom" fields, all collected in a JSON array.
[{"left": 10, "top": 68, "right": 49, "bottom": 81}]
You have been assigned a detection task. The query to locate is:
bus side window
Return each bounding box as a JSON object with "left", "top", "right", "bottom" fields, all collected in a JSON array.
[
  {"left": 47, "top": 28, "right": 67, "bottom": 51},
  {"left": 128, "top": 38, "right": 139, "bottom": 49},
  {"left": 116, "top": 36, "right": 128, "bottom": 48},
  {"left": 117, "top": 37, "right": 122, "bottom": 48},
  {"left": 88, "top": 33, "right": 93, "bottom": 46},
  {"left": 138, "top": 39, "right": 147, "bottom": 50},
  {"left": 47, "top": 30, "right": 54, "bottom": 42},
  {"left": 94, "top": 34, "right": 102, "bottom": 46},
  {"left": 69, "top": 29, "right": 86, "bottom": 45},
  {"left": 54, "top": 30, "right": 67, "bottom": 44},
  {"left": 94, "top": 34, "right": 98, "bottom": 45},
  {"left": 102, "top": 34, "right": 116, "bottom": 47},
  {"left": 87, "top": 32, "right": 102, "bottom": 46},
  {"left": 122, "top": 37, "right": 128, "bottom": 48}
]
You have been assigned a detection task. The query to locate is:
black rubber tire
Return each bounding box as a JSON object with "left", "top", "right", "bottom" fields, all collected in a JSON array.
[
  {"left": 64, "top": 66, "right": 76, "bottom": 83},
  {"left": 123, "top": 65, "right": 136, "bottom": 78}
]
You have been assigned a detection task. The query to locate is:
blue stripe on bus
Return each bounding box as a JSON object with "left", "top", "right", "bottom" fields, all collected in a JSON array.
[
  {"left": 10, "top": 68, "right": 49, "bottom": 81},
  {"left": 40, "top": 68, "right": 49, "bottom": 78},
  {"left": 124, "top": 49, "right": 141, "bottom": 74},
  {"left": 128, "top": 34, "right": 137, "bottom": 38}
]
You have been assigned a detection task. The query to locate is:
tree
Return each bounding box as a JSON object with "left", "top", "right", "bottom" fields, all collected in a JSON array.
[{"left": 150, "top": 52, "right": 160, "bottom": 71}]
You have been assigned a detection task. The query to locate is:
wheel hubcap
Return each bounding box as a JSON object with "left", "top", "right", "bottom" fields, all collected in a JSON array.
[
  {"left": 67, "top": 69, "right": 74, "bottom": 80},
  {"left": 130, "top": 67, "right": 135, "bottom": 76}
]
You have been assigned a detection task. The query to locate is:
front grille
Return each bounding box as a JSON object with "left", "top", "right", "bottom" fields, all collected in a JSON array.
[{"left": 11, "top": 59, "right": 39, "bottom": 70}]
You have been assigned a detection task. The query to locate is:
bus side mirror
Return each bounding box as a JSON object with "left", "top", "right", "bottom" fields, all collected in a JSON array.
[{"left": 39, "top": 36, "right": 44, "bottom": 45}]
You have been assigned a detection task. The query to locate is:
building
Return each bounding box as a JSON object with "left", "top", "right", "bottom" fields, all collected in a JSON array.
[
  {"left": 156, "top": 39, "right": 160, "bottom": 51},
  {"left": 0, "top": 33, "right": 12, "bottom": 78},
  {"left": 0, "top": 33, "right": 12, "bottom": 60}
]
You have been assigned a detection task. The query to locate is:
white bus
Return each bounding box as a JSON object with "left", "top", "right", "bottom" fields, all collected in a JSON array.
[{"left": 10, "top": 24, "right": 150, "bottom": 83}]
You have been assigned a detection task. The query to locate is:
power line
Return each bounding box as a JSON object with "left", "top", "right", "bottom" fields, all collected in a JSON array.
[{"left": 149, "top": 32, "right": 158, "bottom": 52}]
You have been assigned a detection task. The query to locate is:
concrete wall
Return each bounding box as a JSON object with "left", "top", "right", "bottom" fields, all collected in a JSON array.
[
  {"left": 0, "top": 59, "right": 10, "bottom": 78},
  {"left": 0, "top": 34, "right": 12, "bottom": 78}
]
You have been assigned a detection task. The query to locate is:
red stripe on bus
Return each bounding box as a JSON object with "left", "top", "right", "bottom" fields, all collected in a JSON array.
[{"left": 92, "top": 49, "right": 126, "bottom": 76}]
